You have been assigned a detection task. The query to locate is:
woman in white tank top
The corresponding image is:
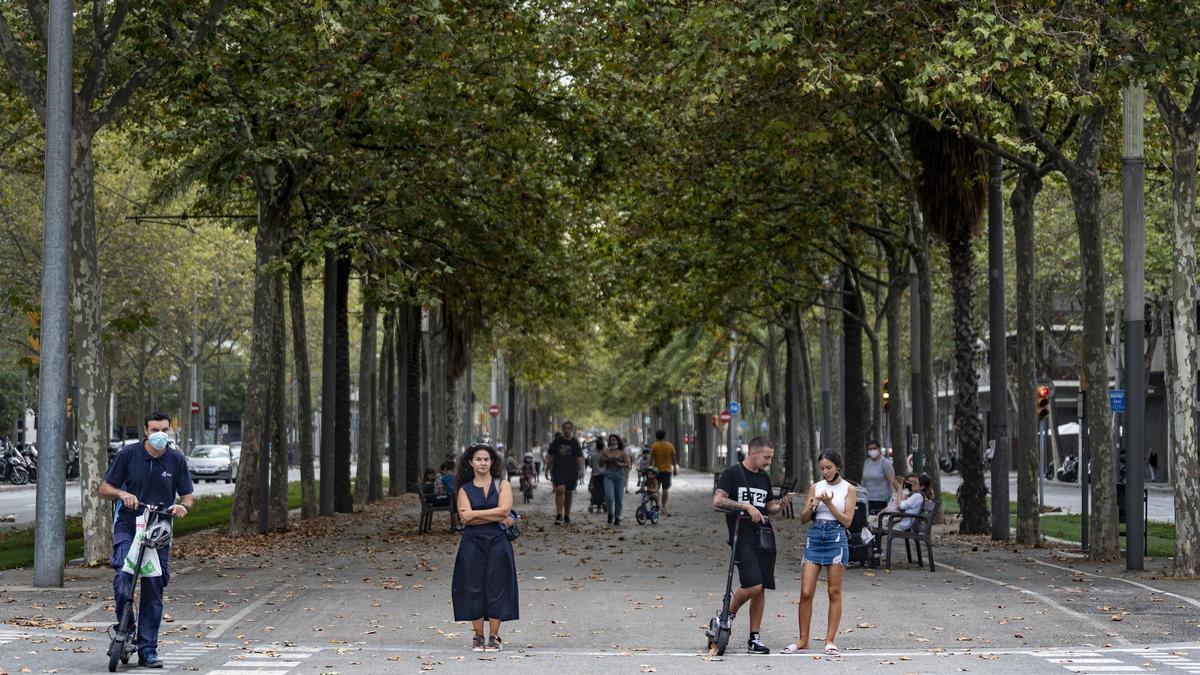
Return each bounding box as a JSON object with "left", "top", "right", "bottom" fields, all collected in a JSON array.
[{"left": 785, "top": 450, "right": 856, "bottom": 658}]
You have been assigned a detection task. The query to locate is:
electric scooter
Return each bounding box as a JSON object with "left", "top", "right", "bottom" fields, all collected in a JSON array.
[
  {"left": 108, "top": 504, "right": 175, "bottom": 672},
  {"left": 705, "top": 509, "right": 748, "bottom": 656}
]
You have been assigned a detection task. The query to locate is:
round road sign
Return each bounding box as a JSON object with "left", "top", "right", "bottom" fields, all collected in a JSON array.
[
  {"left": 488, "top": 404, "right": 501, "bottom": 417},
  {"left": 719, "top": 410, "right": 732, "bottom": 424}
]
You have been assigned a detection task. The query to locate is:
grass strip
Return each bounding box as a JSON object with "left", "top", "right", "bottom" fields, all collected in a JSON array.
[
  {"left": 939, "top": 491, "right": 1176, "bottom": 557},
  {"left": 0, "top": 482, "right": 304, "bottom": 570}
]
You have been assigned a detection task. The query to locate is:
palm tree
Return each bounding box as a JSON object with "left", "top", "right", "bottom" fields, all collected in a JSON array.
[{"left": 910, "top": 118, "right": 990, "bottom": 534}]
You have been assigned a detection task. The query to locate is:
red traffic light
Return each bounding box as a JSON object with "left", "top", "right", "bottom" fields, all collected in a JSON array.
[{"left": 1036, "top": 385, "right": 1051, "bottom": 420}]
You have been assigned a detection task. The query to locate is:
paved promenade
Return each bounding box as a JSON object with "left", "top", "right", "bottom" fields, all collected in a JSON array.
[{"left": 1, "top": 469, "right": 1197, "bottom": 673}]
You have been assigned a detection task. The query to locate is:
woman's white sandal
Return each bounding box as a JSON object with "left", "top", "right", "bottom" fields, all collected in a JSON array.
[
  {"left": 824, "top": 643, "right": 840, "bottom": 656},
  {"left": 782, "top": 643, "right": 805, "bottom": 654}
]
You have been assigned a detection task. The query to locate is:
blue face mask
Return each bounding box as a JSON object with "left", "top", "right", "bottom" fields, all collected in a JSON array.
[{"left": 148, "top": 431, "right": 170, "bottom": 451}]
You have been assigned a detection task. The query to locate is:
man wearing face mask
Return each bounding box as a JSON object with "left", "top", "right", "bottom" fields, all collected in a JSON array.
[
  {"left": 861, "top": 440, "right": 897, "bottom": 516},
  {"left": 98, "top": 412, "right": 194, "bottom": 669}
]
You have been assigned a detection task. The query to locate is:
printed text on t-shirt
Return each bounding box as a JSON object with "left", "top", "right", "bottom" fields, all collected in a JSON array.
[{"left": 737, "top": 487, "right": 768, "bottom": 507}]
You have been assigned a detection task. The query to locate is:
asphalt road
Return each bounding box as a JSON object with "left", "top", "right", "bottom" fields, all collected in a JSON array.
[
  {"left": 0, "top": 468, "right": 304, "bottom": 528},
  {"left": 1, "top": 468, "right": 1195, "bottom": 674},
  {"left": 940, "top": 472, "right": 1176, "bottom": 523}
]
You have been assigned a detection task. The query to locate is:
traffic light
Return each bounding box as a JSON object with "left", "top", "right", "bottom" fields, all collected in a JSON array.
[
  {"left": 881, "top": 379, "right": 890, "bottom": 413},
  {"left": 1037, "top": 385, "right": 1051, "bottom": 421}
]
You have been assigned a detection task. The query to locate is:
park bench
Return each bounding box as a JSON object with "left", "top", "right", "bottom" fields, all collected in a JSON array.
[
  {"left": 418, "top": 487, "right": 457, "bottom": 534},
  {"left": 876, "top": 498, "right": 937, "bottom": 571}
]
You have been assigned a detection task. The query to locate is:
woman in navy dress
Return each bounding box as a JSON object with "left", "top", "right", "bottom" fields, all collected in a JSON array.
[{"left": 451, "top": 443, "right": 519, "bottom": 652}]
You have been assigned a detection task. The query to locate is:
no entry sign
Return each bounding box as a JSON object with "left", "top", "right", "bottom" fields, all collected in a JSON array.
[
  {"left": 719, "top": 410, "right": 732, "bottom": 424},
  {"left": 488, "top": 404, "right": 501, "bottom": 417}
]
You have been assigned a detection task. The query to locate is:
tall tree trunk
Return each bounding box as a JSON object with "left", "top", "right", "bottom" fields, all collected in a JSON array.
[
  {"left": 370, "top": 364, "right": 382, "bottom": 502},
  {"left": 1155, "top": 88, "right": 1200, "bottom": 576},
  {"left": 288, "top": 259, "right": 317, "bottom": 519},
  {"left": 230, "top": 170, "right": 290, "bottom": 536},
  {"left": 948, "top": 231, "right": 989, "bottom": 534},
  {"left": 269, "top": 275, "right": 288, "bottom": 529},
  {"left": 885, "top": 257, "right": 907, "bottom": 478},
  {"left": 784, "top": 311, "right": 800, "bottom": 479},
  {"left": 864, "top": 323, "right": 883, "bottom": 445},
  {"left": 355, "top": 299, "right": 378, "bottom": 507},
  {"left": 767, "top": 322, "right": 784, "bottom": 481},
  {"left": 843, "top": 270, "right": 868, "bottom": 483},
  {"left": 70, "top": 127, "right": 111, "bottom": 563},
  {"left": 334, "top": 254, "right": 353, "bottom": 513},
  {"left": 1011, "top": 166, "right": 1043, "bottom": 545},
  {"left": 915, "top": 231, "right": 941, "bottom": 517},
  {"left": 824, "top": 287, "right": 843, "bottom": 453},
  {"left": 406, "top": 305, "right": 422, "bottom": 492},
  {"left": 319, "top": 251, "right": 337, "bottom": 516},
  {"left": 1060, "top": 109, "right": 1119, "bottom": 560},
  {"left": 797, "top": 312, "right": 819, "bottom": 484},
  {"left": 382, "top": 311, "right": 400, "bottom": 497}
]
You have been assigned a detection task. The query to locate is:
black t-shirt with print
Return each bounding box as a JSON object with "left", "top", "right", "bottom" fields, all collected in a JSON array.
[
  {"left": 716, "top": 462, "right": 774, "bottom": 542},
  {"left": 547, "top": 437, "right": 583, "bottom": 482}
]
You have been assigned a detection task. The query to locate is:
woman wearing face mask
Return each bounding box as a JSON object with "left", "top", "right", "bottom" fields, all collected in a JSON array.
[
  {"left": 861, "top": 440, "right": 897, "bottom": 516},
  {"left": 786, "top": 450, "right": 855, "bottom": 657}
]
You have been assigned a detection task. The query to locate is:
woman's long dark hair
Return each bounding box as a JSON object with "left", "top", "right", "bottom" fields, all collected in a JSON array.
[
  {"left": 455, "top": 443, "right": 502, "bottom": 493},
  {"left": 607, "top": 434, "right": 625, "bottom": 451}
]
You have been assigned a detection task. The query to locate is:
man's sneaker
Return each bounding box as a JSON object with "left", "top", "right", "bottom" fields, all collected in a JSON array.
[
  {"left": 563, "top": 515, "right": 571, "bottom": 524},
  {"left": 554, "top": 515, "right": 563, "bottom": 525},
  {"left": 472, "top": 635, "right": 485, "bottom": 652},
  {"left": 747, "top": 634, "right": 770, "bottom": 654},
  {"left": 486, "top": 636, "right": 502, "bottom": 652},
  {"left": 138, "top": 651, "right": 164, "bottom": 668}
]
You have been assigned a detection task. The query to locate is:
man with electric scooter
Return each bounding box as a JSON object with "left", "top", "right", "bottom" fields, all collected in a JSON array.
[
  {"left": 98, "top": 412, "right": 193, "bottom": 668},
  {"left": 710, "top": 436, "right": 792, "bottom": 655}
]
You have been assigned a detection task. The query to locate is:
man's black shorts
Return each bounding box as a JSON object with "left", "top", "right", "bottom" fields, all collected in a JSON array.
[
  {"left": 656, "top": 471, "right": 672, "bottom": 489},
  {"left": 552, "top": 475, "right": 578, "bottom": 491},
  {"left": 733, "top": 537, "right": 776, "bottom": 590}
]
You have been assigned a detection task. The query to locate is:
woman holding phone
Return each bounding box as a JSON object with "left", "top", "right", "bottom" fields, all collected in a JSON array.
[{"left": 785, "top": 450, "right": 855, "bottom": 657}]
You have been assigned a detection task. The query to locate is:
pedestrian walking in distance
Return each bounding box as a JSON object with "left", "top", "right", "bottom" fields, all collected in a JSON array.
[
  {"left": 712, "top": 436, "right": 794, "bottom": 654},
  {"left": 788, "top": 450, "right": 856, "bottom": 657},
  {"left": 545, "top": 421, "right": 585, "bottom": 525},
  {"left": 452, "top": 443, "right": 519, "bottom": 652},
  {"left": 650, "top": 430, "right": 678, "bottom": 515},
  {"left": 601, "top": 434, "right": 630, "bottom": 525}
]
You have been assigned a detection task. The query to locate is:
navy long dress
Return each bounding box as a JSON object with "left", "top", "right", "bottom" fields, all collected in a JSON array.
[{"left": 451, "top": 481, "right": 519, "bottom": 622}]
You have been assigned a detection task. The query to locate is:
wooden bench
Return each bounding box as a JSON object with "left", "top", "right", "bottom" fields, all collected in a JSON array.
[
  {"left": 418, "top": 489, "right": 457, "bottom": 534},
  {"left": 876, "top": 498, "right": 936, "bottom": 571}
]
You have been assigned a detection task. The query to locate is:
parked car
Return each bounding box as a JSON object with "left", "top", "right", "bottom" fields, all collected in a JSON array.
[{"left": 187, "top": 444, "right": 238, "bottom": 483}]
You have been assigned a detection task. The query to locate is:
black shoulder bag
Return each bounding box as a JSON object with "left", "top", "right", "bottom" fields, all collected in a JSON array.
[{"left": 493, "top": 479, "right": 521, "bottom": 542}]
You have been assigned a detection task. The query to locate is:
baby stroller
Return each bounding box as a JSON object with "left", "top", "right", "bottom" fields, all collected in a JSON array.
[
  {"left": 635, "top": 473, "right": 661, "bottom": 525},
  {"left": 587, "top": 472, "right": 608, "bottom": 513},
  {"left": 846, "top": 485, "right": 878, "bottom": 568}
]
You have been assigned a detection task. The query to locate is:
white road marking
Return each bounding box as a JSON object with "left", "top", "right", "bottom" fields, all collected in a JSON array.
[
  {"left": 939, "top": 560, "right": 1131, "bottom": 645},
  {"left": 1034, "top": 559, "right": 1200, "bottom": 611},
  {"left": 205, "top": 588, "right": 282, "bottom": 639}
]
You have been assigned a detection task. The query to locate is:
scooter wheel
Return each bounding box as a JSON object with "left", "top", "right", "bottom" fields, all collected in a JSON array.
[
  {"left": 108, "top": 645, "right": 120, "bottom": 672},
  {"left": 715, "top": 627, "right": 731, "bottom": 655}
]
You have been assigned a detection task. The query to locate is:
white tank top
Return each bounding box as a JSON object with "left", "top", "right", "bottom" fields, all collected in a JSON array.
[{"left": 813, "top": 478, "right": 851, "bottom": 521}]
